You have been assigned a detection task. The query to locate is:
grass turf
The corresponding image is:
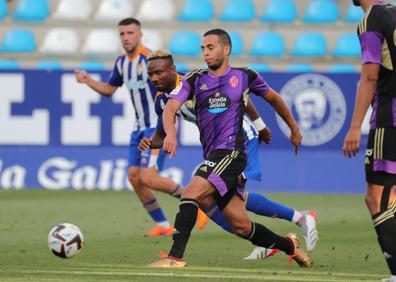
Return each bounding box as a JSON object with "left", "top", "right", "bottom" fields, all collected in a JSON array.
[{"left": 0, "top": 190, "right": 389, "bottom": 281}]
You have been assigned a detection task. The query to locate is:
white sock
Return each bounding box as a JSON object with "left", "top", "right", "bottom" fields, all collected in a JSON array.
[
  {"left": 157, "top": 221, "right": 170, "bottom": 227},
  {"left": 391, "top": 275, "right": 396, "bottom": 282},
  {"left": 292, "top": 210, "right": 303, "bottom": 224}
]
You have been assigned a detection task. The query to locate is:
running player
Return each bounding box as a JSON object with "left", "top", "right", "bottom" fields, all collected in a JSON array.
[
  {"left": 149, "top": 29, "right": 313, "bottom": 268},
  {"left": 75, "top": 18, "right": 207, "bottom": 237},
  {"left": 343, "top": 1, "right": 396, "bottom": 281},
  {"left": 139, "top": 49, "right": 318, "bottom": 258}
]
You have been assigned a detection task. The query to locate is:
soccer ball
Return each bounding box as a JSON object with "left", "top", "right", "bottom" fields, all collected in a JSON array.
[{"left": 48, "top": 223, "right": 84, "bottom": 258}]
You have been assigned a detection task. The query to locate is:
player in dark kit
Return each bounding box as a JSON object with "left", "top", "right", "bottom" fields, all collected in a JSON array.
[
  {"left": 343, "top": 1, "right": 396, "bottom": 281},
  {"left": 149, "top": 29, "right": 313, "bottom": 268}
]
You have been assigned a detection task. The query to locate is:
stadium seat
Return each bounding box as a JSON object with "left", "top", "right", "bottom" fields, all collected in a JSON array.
[
  {"left": 291, "top": 32, "right": 327, "bottom": 57},
  {"left": 82, "top": 29, "right": 120, "bottom": 56},
  {"left": 178, "top": 0, "right": 214, "bottom": 22},
  {"left": 36, "top": 61, "right": 62, "bottom": 71},
  {"left": 344, "top": 3, "right": 365, "bottom": 23},
  {"left": 169, "top": 32, "right": 201, "bottom": 56},
  {"left": 53, "top": 0, "right": 92, "bottom": 20},
  {"left": 333, "top": 33, "right": 360, "bottom": 57},
  {"left": 12, "top": 0, "right": 49, "bottom": 22},
  {"left": 220, "top": 0, "right": 255, "bottom": 22},
  {"left": 142, "top": 29, "right": 163, "bottom": 51},
  {"left": 249, "top": 32, "right": 285, "bottom": 57},
  {"left": 175, "top": 62, "right": 189, "bottom": 73},
  {"left": 0, "top": 0, "right": 8, "bottom": 21},
  {"left": 78, "top": 61, "right": 105, "bottom": 71},
  {"left": 248, "top": 63, "right": 271, "bottom": 72},
  {"left": 41, "top": 28, "right": 79, "bottom": 55},
  {"left": 0, "top": 60, "right": 20, "bottom": 69},
  {"left": 328, "top": 64, "right": 357, "bottom": 73},
  {"left": 287, "top": 64, "right": 314, "bottom": 72},
  {"left": 229, "top": 31, "right": 243, "bottom": 56},
  {"left": 261, "top": 0, "right": 297, "bottom": 23},
  {"left": 303, "top": 0, "right": 339, "bottom": 24},
  {"left": 95, "top": 0, "right": 134, "bottom": 21},
  {"left": 0, "top": 29, "right": 36, "bottom": 53},
  {"left": 137, "top": 0, "right": 175, "bottom": 21}
]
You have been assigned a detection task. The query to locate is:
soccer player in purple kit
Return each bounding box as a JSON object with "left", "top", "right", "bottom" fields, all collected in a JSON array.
[
  {"left": 343, "top": 1, "right": 396, "bottom": 281},
  {"left": 75, "top": 18, "right": 208, "bottom": 237},
  {"left": 149, "top": 29, "right": 313, "bottom": 268}
]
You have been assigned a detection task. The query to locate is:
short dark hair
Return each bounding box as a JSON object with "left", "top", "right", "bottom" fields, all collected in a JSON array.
[
  {"left": 203, "top": 28, "right": 232, "bottom": 50},
  {"left": 118, "top": 18, "right": 141, "bottom": 27}
]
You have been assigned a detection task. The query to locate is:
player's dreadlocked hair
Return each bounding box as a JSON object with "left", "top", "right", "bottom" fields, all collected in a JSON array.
[{"left": 147, "top": 49, "right": 174, "bottom": 64}]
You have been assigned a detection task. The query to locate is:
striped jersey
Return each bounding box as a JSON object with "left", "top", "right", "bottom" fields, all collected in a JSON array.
[
  {"left": 357, "top": 2, "right": 396, "bottom": 128},
  {"left": 107, "top": 45, "right": 157, "bottom": 131}
]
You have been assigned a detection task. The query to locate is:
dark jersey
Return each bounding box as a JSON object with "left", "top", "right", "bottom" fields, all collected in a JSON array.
[
  {"left": 168, "top": 67, "right": 269, "bottom": 158},
  {"left": 358, "top": 2, "right": 396, "bottom": 128}
]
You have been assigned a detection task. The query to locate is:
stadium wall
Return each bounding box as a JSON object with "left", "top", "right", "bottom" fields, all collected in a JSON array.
[{"left": 0, "top": 70, "right": 367, "bottom": 193}]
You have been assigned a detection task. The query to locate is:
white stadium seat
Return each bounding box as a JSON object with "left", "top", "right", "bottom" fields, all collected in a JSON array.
[
  {"left": 41, "top": 28, "right": 79, "bottom": 55},
  {"left": 142, "top": 29, "right": 163, "bottom": 51},
  {"left": 95, "top": 0, "right": 134, "bottom": 21},
  {"left": 53, "top": 0, "right": 92, "bottom": 20},
  {"left": 137, "top": 0, "right": 175, "bottom": 21},
  {"left": 82, "top": 29, "right": 120, "bottom": 56}
]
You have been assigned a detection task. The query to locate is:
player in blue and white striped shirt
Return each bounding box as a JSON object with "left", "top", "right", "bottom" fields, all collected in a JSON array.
[{"left": 75, "top": 18, "right": 188, "bottom": 237}]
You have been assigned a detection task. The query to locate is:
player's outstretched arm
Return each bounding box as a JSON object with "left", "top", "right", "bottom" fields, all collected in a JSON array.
[
  {"left": 343, "top": 63, "right": 379, "bottom": 158},
  {"left": 246, "top": 98, "right": 271, "bottom": 144},
  {"left": 163, "top": 99, "right": 182, "bottom": 157},
  {"left": 75, "top": 70, "right": 117, "bottom": 97},
  {"left": 263, "top": 88, "right": 301, "bottom": 154}
]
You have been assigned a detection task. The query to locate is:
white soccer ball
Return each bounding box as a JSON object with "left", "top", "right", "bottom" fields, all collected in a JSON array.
[{"left": 48, "top": 223, "right": 84, "bottom": 258}]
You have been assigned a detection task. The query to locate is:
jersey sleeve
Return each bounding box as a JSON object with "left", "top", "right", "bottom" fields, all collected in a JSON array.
[
  {"left": 154, "top": 94, "right": 165, "bottom": 132},
  {"left": 245, "top": 69, "right": 270, "bottom": 97},
  {"left": 107, "top": 57, "right": 124, "bottom": 87},
  {"left": 358, "top": 7, "right": 384, "bottom": 65},
  {"left": 168, "top": 79, "right": 193, "bottom": 104}
]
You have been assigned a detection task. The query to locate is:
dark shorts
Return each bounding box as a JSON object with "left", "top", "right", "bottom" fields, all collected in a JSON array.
[
  {"left": 365, "top": 128, "right": 396, "bottom": 186},
  {"left": 195, "top": 149, "right": 247, "bottom": 210}
]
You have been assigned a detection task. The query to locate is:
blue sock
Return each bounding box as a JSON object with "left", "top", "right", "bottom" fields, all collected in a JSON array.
[
  {"left": 246, "top": 192, "right": 295, "bottom": 222},
  {"left": 143, "top": 198, "right": 167, "bottom": 223},
  {"left": 204, "top": 204, "right": 233, "bottom": 234}
]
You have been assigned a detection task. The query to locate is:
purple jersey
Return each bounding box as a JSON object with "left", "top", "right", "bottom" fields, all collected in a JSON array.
[
  {"left": 357, "top": 2, "right": 396, "bottom": 128},
  {"left": 169, "top": 67, "right": 269, "bottom": 158}
]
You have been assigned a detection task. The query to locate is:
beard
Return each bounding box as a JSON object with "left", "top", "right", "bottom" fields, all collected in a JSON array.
[{"left": 207, "top": 60, "right": 222, "bottom": 71}]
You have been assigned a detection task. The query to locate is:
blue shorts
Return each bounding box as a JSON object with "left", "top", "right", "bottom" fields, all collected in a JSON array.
[
  {"left": 242, "top": 137, "right": 262, "bottom": 181},
  {"left": 128, "top": 128, "right": 165, "bottom": 170}
]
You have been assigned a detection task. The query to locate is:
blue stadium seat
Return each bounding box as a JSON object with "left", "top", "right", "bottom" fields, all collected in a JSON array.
[
  {"left": 78, "top": 62, "right": 105, "bottom": 71},
  {"left": 0, "top": 60, "right": 20, "bottom": 69},
  {"left": 220, "top": 0, "right": 255, "bottom": 22},
  {"left": 303, "top": 0, "right": 339, "bottom": 24},
  {"left": 169, "top": 32, "right": 201, "bottom": 56},
  {"left": 229, "top": 31, "right": 243, "bottom": 56},
  {"left": 0, "top": 0, "right": 8, "bottom": 21},
  {"left": 36, "top": 61, "right": 62, "bottom": 71},
  {"left": 261, "top": 0, "right": 297, "bottom": 23},
  {"left": 344, "top": 3, "right": 365, "bottom": 23},
  {"left": 12, "top": 0, "right": 49, "bottom": 22},
  {"left": 287, "top": 64, "right": 314, "bottom": 72},
  {"left": 328, "top": 64, "right": 358, "bottom": 73},
  {"left": 178, "top": 0, "right": 214, "bottom": 22},
  {"left": 250, "top": 32, "right": 285, "bottom": 57},
  {"left": 248, "top": 63, "right": 271, "bottom": 72},
  {"left": 333, "top": 33, "right": 360, "bottom": 57},
  {"left": 0, "top": 29, "right": 36, "bottom": 52},
  {"left": 291, "top": 32, "right": 327, "bottom": 57},
  {"left": 175, "top": 62, "right": 189, "bottom": 74}
]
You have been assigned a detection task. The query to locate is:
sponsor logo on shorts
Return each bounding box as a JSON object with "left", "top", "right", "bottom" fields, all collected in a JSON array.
[
  {"left": 276, "top": 74, "right": 346, "bottom": 146},
  {"left": 204, "top": 160, "right": 216, "bottom": 167},
  {"left": 206, "top": 92, "right": 230, "bottom": 114}
]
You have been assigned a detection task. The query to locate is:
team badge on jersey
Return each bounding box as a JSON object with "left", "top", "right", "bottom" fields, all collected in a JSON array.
[
  {"left": 229, "top": 75, "right": 239, "bottom": 88},
  {"left": 206, "top": 92, "right": 230, "bottom": 114},
  {"left": 276, "top": 74, "right": 346, "bottom": 146}
]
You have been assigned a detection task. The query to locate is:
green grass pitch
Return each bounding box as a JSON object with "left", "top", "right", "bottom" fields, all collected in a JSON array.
[{"left": 0, "top": 190, "right": 389, "bottom": 281}]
